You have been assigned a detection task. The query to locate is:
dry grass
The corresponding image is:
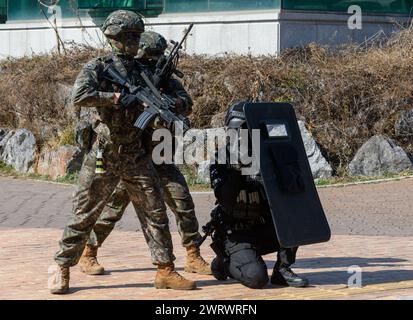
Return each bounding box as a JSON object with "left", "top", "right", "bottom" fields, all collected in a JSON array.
[
  {"left": 2, "top": 28, "right": 413, "bottom": 174},
  {"left": 0, "top": 44, "right": 104, "bottom": 148},
  {"left": 179, "top": 28, "right": 413, "bottom": 173}
]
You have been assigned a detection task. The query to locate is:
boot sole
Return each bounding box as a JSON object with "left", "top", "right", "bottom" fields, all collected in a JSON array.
[
  {"left": 50, "top": 288, "right": 69, "bottom": 295},
  {"left": 184, "top": 266, "right": 212, "bottom": 275},
  {"left": 80, "top": 266, "right": 105, "bottom": 275},
  {"left": 287, "top": 280, "right": 310, "bottom": 288},
  {"left": 155, "top": 281, "right": 197, "bottom": 290},
  {"left": 271, "top": 279, "right": 309, "bottom": 288}
]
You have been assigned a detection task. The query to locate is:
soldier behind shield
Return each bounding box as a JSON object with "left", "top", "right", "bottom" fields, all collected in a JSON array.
[{"left": 207, "top": 102, "right": 309, "bottom": 289}]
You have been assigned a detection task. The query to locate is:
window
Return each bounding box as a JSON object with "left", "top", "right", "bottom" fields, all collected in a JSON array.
[
  {"left": 5, "top": 0, "right": 163, "bottom": 21},
  {"left": 282, "top": 0, "right": 413, "bottom": 15},
  {"left": 77, "top": 0, "right": 163, "bottom": 16},
  {"left": 7, "top": 0, "right": 82, "bottom": 21},
  {"left": 164, "top": 0, "right": 280, "bottom": 13},
  {"left": 0, "top": 0, "right": 6, "bottom": 23}
]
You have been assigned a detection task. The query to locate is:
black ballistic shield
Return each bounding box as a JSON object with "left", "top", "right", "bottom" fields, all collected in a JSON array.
[{"left": 244, "top": 102, "right": 331, "bottom": 248}]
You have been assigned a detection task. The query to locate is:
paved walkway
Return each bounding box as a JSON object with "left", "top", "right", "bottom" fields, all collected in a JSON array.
[
  {"left": 1, "top": 176, "right": 413, "bottom": 236},
  {"left": 1, "top": 228, "right": 413, "bottom": 300},
  {"left": 0, "top": 176, "right": 413, "bottom": 300}
]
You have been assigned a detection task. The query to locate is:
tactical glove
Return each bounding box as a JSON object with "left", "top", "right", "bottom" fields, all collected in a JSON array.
[
  {"left": 119, "top": 91, "right": 142, "bottom": 109},
  {"left": 173, "top": 97, "right": 186, "bottom": 115}
]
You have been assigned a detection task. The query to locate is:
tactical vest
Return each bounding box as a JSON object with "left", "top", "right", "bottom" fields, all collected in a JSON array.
[
  {"left": 95, "top": 55, "right": 150, "bottom": 148},
  {"left": 228, "top": 178, "right": 269, "bottom": 231}
]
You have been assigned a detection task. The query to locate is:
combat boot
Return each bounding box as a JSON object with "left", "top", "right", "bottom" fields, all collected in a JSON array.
[
  {"left": 271, "top": 266, "right": 309, "bottom": 288},
  {"left": 155, "top": 263, "right": 197, "bottom": 290},
  {"left": 79, "top": 245, "right": 105, "bottom": 275},
  {"left": 49, "top": 265, "right": 70, "bottom": 294},
  {"left": 184, "top": 245, "right": 212, "bottom": 275}
]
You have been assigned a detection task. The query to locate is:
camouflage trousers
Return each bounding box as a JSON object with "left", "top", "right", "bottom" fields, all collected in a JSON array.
[
  {"left": 87, "top": 163, "right": 201, "bottom": 249},
  {"left": 54, "top": 146, "right": 175, "bottom": 267}
]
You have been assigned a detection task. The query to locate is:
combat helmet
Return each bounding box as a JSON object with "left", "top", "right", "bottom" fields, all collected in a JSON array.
[
  {"left": 101, "top": 10, "right": 145, "bottom": 40},
  {"left": 137, "top": 31, "right": 168, "bottom": 59}
]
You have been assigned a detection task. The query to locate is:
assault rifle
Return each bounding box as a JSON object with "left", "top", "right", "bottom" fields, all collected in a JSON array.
[
  {"left": 103, "top": 65, "right": 189, "bottom": 133},
  {"left": 153, "top": 23, "right": 194, "bottom": 88},
  {"left": 197, "top": 205, "right": 229, "bottom": 272},
  {"left": 196, "top": 205, "right": 226, "bottom": 247}
]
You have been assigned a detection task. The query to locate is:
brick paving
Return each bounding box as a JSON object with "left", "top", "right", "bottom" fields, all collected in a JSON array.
[
  {"left": 0, "top": 176, "right": 413, "bottom": 300},
  {"left": 0, "top": 228, "right": 412, "bottom": 300}
]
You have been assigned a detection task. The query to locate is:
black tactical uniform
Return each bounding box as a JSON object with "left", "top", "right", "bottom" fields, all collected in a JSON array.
[{"left": 208, "top": 102, "right": 309, "bottom": 289}]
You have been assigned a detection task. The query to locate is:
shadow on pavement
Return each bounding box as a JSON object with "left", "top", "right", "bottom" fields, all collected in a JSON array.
[
  {"left": 106, "top": 267, "right": 184, "bottom": 274},
  {"left": 196, "top": 269, "right": 413, "bottom": 289},
  {"left": 301, "top": 269, "right": 413, "bottom": 286},
  {"left": 293, "top": 257, "right": 408, "bottom": 269},
  {"left": 70, "top": 280, "right": 237, "bottom": 293},
  {"left": 264, "top": 257, "right": 408, "bottom": 269},
  {"left": 70, "top": 282, "right": 154, "bottom": 293}
]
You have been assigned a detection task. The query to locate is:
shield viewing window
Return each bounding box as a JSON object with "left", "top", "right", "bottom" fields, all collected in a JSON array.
[
  {"left": 261, "top": 121, "right": 290, "bottom": 140},
  {"left": 266, "top": 123, "right": 289, "bottom": 138}
]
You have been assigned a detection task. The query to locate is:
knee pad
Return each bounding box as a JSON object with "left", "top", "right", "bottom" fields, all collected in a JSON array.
[
  {"left": 239, "top": 262, "right": 269, "bottom": 289},
  {"left": 226, "top": 244, "right": 269, "bottom": 289}
]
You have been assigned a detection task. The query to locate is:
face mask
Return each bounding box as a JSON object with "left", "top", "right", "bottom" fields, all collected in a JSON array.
[
  {"left": 122, "top": 32, "right": 141, "bottom": 47},
  {"left": 110, "top": 32, "right": 141, "bottom": 57}
]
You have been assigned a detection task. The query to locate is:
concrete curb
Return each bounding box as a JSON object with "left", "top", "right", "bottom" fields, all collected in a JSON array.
[
  {"left": 316, "top": 175, "right": 413, "bottom": 189},
  {"left": 2, "top": 174, "right": 413, "bottom": 192}
]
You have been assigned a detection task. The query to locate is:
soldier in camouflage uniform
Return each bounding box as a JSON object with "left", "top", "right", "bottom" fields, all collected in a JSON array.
[
  {"left": 78, "top": 31, "right": 211, "bottom": 277},
  {"left": 49, "top": 10, "right": 196, "bottom": 294}
]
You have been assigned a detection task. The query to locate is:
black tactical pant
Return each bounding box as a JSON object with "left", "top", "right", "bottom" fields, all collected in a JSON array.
[{"left": 214, "top": 239, "right": 298, "bottom": 289}]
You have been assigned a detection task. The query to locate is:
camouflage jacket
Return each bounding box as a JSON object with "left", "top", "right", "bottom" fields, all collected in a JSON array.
[
  {"left": 74, "top": 54, "right": 193, "bottom": 149},
  {"left": 72, "top": 54, "right": 153, "bottom": 147}
]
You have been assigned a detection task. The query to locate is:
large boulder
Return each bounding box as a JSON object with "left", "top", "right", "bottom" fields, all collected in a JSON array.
[
  {"left": 298, "top": 121, "right": 333, "bottom": 180},
  {"left": 0, "top": 128, "right": 9, "bottom": 141},
  {"left": 348, "top": 135, "right": 413, "bottom": 176},
  {"left": 395, "top": 109, "right": 413, "bottom": 137},
  {"left": 1, "top": 129, "right": 37, "bottom": 173},
  {"left": 0, "top": 129, "right": 13, "bottom": 156},
  {"left": 36, "top": 145, "right": 83, "bottom": 180}
]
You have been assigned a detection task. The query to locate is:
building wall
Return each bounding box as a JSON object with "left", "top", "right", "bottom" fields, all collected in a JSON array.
[
  {"left": 278, "top": 11, "right": 410, "bottom": 49},
  {"left": 282, "top": 0, "right": 413, "bottom": 14},
  {"left": 0, "top": 10, "right": 281, "bottom": 58},
  {"left": 0, "top": 9, "right": 411, "bottom": 58}
]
